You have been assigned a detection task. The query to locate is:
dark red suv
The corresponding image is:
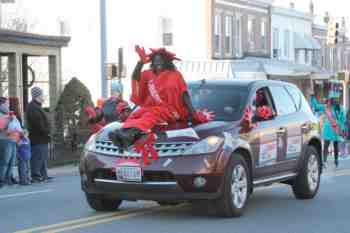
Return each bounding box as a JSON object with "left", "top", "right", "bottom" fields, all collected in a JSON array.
[{"left": 80, "top": 80, "right": 322, "bottom": 217}]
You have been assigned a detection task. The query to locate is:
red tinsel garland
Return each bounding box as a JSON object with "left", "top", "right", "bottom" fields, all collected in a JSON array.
[{"left": 134, "top": 133, "right": 158, "bottom": 166}]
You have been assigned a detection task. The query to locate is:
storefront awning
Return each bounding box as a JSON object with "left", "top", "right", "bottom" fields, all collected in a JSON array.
[
  {"left": 294, "top": 33, "right": 321, "bottom": 50},
  {"left": 235, "top": 57, "right": 317, "bottom": 78}
]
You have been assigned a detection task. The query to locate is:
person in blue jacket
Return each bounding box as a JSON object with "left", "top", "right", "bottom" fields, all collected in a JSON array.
[{"left": 319, "top": 93, "right": 347, "bottom": 168}]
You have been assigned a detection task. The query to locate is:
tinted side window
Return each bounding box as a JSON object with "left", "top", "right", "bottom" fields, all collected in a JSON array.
[
  {"left": 285, "top": 86, "right": 301, "bottom": 110},
  {"left": 269, "top": 86, "right": 297, "bottom": 116}
]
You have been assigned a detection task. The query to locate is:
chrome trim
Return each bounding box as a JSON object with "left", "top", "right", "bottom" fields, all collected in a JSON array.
[
  {"left": 94, "top": 178, "right": 177, "bottom": 186},
  {"left": 93, "top": 140, "right": 196, "bottom": 157},
  {"left": 253, "top": 173, "right": 297, "bottom": 185}
]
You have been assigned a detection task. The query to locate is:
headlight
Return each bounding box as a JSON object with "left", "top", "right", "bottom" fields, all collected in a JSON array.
[
  {"left": 183, "top": 136, "right": 224, "bottom": 155},
  {"left": 84, "top": 134, "right": 96, "bottom": 152}
]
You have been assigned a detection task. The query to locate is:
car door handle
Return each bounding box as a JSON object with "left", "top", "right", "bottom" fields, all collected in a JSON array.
[{"left": 277, "top": 127, "right": 286, "bottom": 134}]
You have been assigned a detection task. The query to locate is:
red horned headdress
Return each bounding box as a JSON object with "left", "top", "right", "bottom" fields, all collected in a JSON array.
[{"left": 148, "top": 48, "right": 181, "bottom": 61}]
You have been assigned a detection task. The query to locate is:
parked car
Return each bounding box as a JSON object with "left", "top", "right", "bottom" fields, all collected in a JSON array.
[{"left": 79, "top": 79, "right": 322, "bottom": 217}]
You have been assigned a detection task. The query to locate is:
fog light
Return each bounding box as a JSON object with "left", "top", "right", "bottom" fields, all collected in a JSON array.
[{"left": 193, "top": 176, "right": 207, "bottom": 188}]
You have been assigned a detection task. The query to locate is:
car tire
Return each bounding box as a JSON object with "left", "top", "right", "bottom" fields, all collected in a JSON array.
[
  {"left": 85, "top": 193, "right": 122, "bottom": 211},
  {"left": 292, "top": 146, "right": 321, "bottom": 199},
  {"left": 214, "top": 153, "right": 250, "bottom": 217}
]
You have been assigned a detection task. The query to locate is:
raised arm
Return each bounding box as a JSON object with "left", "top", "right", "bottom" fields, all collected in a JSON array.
[{"left": 132, "top": 61, "right": 144, "bottom": 81}]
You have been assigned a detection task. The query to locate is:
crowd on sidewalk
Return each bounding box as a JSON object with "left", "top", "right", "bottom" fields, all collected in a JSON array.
[{"left": 0, "top": 87, "right": 53, "bottom": 188}]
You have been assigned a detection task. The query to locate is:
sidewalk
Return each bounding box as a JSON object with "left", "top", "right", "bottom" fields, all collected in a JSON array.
[{"left": 48, "top": 164, "right": 79, "bottom": 177}]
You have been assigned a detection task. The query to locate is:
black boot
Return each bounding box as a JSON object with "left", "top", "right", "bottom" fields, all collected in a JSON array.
[
  {"left": 118, "top": 128, "right": 144, "bottom": 149},
  {"left": 109, "top": 130, "right": 124, "bottom": 148}
]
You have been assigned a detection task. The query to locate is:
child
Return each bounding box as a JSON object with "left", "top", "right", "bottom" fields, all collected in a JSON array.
[
  {"left": 7, "top": 113, "right": 31, "bottom": 185},
  {"left": 17, "top": 137, "right": 31, "bottom": 185}
]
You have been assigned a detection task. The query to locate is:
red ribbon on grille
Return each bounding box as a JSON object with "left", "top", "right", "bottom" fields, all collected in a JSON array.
[{"left": 134, "top": 133, "right": 158, "bottom": 166}]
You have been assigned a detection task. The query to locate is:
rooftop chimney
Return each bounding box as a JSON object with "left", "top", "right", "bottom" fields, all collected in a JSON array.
[
  {"left": 309, "top": 1, "right": 314, "bottom": 15},
  {"left": 290, "top": 1, "right": 295, "bottom": 9}
]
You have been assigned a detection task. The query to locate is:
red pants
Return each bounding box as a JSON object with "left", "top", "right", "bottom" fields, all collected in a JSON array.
[{"left": 122, "top": 106, "right": 177, "bottom": 133}]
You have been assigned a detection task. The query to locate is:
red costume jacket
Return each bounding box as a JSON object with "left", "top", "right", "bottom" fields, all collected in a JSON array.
[{"left": 123, "top": 69, "right": 189, "bottom": 133}]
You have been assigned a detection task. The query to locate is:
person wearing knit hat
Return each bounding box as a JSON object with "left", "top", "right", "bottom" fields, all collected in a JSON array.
[
  {"left": 26, "top": 87, "right": 52, "bottom": 182},
  {"left": 31, "top": 87, "right": 44, "bottom": 103}
]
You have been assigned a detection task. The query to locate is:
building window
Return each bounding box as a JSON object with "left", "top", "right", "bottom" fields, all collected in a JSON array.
[
  {"left": 284, "top": 30, "right": 290, "bottom": 58},
  {"left": 234, "top": 15, "right": 242, "bottom": 57},
  {"left": 248, "top": 16, "right": 255, "bottom": 50},
  {"left": 214, "top": 14, "right": 222, "bottom": 56},
  {"left": 305, "top": 50, "right": 309, "bottom": 64},
  {"left": 261, "top": 20, "right": 267, "bottom": 50},
  {"left": 224, "top": 15, "right": 233, "bottom": 56},
  {"left": 161, "top": 17, "right": 173, "bottom": 46},
  {"left": 273, "top": 28, "right": 279, "bottom": 58}
]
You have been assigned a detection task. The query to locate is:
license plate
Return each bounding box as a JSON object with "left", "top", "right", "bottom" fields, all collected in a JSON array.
[{"left": 116, "top": 166, "right": 142, "bottom": 182}]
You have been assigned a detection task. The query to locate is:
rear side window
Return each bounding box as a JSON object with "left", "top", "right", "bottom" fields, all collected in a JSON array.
[
  {"left": 269, "top": 85, "right": 297, "bottom": 116},
  {"left": 285, "top": 86, "right": 301, "bottom": 110}
]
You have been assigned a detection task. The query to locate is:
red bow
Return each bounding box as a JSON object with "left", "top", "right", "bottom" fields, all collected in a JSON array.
[
  {"left": 240, "top": 106, "right": 257, "bottom": 131},
  {"left": 134, "top": 133, "right": 158, "bottom": 166},
  {"left": 85, "top": 106, "right": 97, "bottom": 119},
  {"left": 256, "top": 106, "right": 273, "bottom": 120}
]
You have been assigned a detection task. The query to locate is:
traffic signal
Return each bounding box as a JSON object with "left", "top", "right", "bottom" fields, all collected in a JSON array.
[{"left": 327, "top": 21, "right": 339, "bottom": 46}]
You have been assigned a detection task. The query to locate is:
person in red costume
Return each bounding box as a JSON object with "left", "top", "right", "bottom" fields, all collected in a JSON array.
[
  {"left": 109, "top": 46, "right": 213, "bottom": 149},
  {"left": 85, "top": 99, "right": 132, "bottom": 135}
]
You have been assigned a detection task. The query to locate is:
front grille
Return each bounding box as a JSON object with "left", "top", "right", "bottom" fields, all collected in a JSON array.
[
  {"left": 94, "top": 140, "right": 195, "bottom": 157},
  {"left": 143, "top": 171, "right": 175, "bottom": 182}
]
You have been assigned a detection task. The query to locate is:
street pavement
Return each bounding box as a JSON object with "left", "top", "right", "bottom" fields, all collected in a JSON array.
[{"left": 1, "top": 159, "right": 350, "bottom": 233}]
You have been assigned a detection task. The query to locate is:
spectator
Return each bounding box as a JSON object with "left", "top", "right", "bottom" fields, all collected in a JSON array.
[
  {"left": 0, "top": 97, "right": 18, "bottom": 188},
  {"left": 26, "top": 87, "right": 52, "bottom": 182},
  {"left": 17, "top": 137, "right": 31, "bottom": 185},
  {"left": 9, "top": 97, "right": 31, "bottom": 185}
]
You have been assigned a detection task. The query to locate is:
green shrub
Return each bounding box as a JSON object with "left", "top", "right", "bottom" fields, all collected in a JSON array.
[{"left": 54, "top": 77, "right": 93, "bottom": 151}]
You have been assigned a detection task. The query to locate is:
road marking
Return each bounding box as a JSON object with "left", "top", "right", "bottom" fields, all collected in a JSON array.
[
  {"left": 14, "top": 204, "right": 176, "bottom": 233},
  {"left": 43, "top": 205, "right": 184, "bottom": 233},
  {"left": 0, "top": 189, "right": 53, "bottom": 200}
]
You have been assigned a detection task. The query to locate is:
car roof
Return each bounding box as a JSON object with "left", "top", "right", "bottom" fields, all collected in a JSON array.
[{"left": 187, "top": 79, "right": 297, "bottom": 89}]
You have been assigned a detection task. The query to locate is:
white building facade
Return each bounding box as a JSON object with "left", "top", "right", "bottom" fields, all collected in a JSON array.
[{"left": 271, "top": 6, "right": 320, "bottom": 66}]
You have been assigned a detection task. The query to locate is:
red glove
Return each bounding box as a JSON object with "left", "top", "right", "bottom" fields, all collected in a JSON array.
[
  {"left": 135, "top": 45, "right": 150, "bottom": 64},
  {"left": 85, "top": 106, "right": 97, "bottom": 119},
  {"left": 193, "top": 109, "right": 215, "bottom": 124}
]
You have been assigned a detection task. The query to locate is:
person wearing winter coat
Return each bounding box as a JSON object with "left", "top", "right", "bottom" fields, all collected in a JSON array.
[{"left": 26, "top": 87, "right": 52, "bottom": 182}]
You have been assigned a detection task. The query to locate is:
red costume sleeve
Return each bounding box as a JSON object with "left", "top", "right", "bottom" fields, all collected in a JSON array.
[
  {"left": 131, "top": 70, "right": 150, "bottom": 106},
  {"left": 174, "top": 71, "right": 188, "bottom": 95}
]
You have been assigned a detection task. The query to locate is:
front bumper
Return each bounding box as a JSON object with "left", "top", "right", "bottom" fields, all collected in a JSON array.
[{"left": 80, "top": 151, "right": 226, "bottom": 201}]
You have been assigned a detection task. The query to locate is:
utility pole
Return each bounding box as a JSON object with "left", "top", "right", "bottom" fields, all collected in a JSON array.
[{"left": 99, "top": 0, "right": 108, "bottom": 98}]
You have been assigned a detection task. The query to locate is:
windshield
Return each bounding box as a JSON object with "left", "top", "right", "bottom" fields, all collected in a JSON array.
[{"left": 188, "top": 84, "right": 248, "bottom": 121}]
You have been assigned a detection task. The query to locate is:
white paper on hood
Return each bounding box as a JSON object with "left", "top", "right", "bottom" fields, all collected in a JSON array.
[{"left": 166, "top": 128, "right": 199, "bottom": 140}]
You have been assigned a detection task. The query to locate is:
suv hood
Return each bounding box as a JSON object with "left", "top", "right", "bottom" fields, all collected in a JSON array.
[{"left": 95, "top": 121, "right": 234, "bottom": 142}]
